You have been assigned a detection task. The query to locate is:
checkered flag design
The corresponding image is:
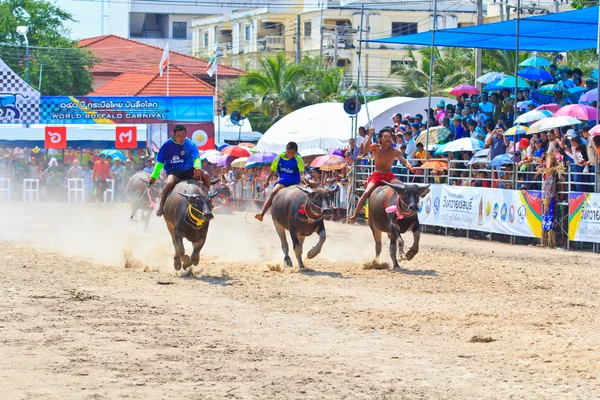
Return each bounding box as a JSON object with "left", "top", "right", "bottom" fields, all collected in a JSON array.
[{"left": 0, "top": 58, "right": 41, "bottom": 123}]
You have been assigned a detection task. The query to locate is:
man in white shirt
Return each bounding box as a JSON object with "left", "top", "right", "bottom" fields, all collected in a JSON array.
[
  {"left": 356, "top": 126, "right": 367, "bottom": 153},
  {"left": 403, "top": 130, "right": 417, "bottom": 166},
  {"left": 479, "top": 93, "right": 493, "bottom": 123}
]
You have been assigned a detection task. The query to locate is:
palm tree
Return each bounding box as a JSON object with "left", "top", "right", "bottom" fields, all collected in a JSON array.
[
  {"left": 228, "top": 53, "right": 305, "bottom": 124},
  {"left": 481, "top": 50, "right": 535, "bottom": 75}
]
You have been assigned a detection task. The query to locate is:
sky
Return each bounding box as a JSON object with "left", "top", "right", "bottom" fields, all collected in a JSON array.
[{"left": 53, "top": 0, "right": 103, "bottom": 40}]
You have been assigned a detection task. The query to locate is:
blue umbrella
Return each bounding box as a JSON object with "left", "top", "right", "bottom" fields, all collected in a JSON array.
[
  {"left": 519, "top": 56, "right": 552, "bottom": 67},
  {"left": 591, "top": 68, "right": 598, "bottom": 79},
  {"left": 245, "top": 151, "right": 277, "bottom": 167},
  {"left": 489, "top": 153, "right": 514, "bottom": 168},
  {"left": 518, "top": 67, "right": 553, "bottom": 81},
  {"left": 483, "top": 79, "right": 502, "bottom": 91},
  {"left": 495, "top": 76, "right": 530, "bottom": 89},
  {"left": 99, "top": 149, "right": 126, "bottom": 161}
]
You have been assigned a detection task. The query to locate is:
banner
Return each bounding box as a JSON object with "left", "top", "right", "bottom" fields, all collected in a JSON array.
[
  {"left": 167, "top": 122, "right": 215, "bottom": 151},
  {"left": 0, "top": 58, "right": 41, "bottom": 124},
  {"left": 39, "top": 96, "right": 214, "bottom": 124},
  {"left": 569, "top": 192, "right": 600, "bottom": 243},
  {"left": 44, "top": 127, "right": 67, "bottom": 149},
  {"left": 418, "top": 185, "right": 542, "bottom": 238},
  {"left": 115, "top": 126, "right": 137, "bottom": 149}
]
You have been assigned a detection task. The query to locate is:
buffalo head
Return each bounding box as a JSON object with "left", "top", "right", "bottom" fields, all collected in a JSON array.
[
  {"left": 178, "top": 190, "right": 219, "bottom": 225},
  {"left": 297, "top": 184, "right": 339, "bottom": 220},
  {"left": 383, "top": 181, "right": 430, "bottom": 216}
]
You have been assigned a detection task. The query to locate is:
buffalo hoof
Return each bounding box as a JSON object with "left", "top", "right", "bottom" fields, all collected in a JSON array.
[
  {"left": 179, "top": 267, "right": 192, "bottom": 278},
  {"left": 173, "top": 259, "right": 182, "bottom": 271},
  {"left": 284, "top": 257, "right": 293, "bottom": 268},
  {"left": 182, "top": 255, "right": 193, "bottom": 269},
  {"left": 406, "top": 249, "right": 417, "bottom": 261},
  {"left": 307, "top": 248, "right": 319, "bottom": 259},
  {"left": 191, "top": 254, "right": 200, "bottom": 266}
]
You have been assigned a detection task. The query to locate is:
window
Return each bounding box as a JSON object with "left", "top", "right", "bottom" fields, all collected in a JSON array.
[
  {"left": 391, "top": 22, "right": 418, "bottom": 36},
  {"left": 173, "top": 22, "right": 187, "bottom": 39},
  {"left": 204, "top": 33, "right": 209, "bottom": 47},
  {"left": 245, "top": 25, "right": 251, "bottom": 41},
  {"left": 263, "top": 22, "right": 276, "bottom": 30},
  {"left": 304, "top": 21, "right": 312, "bottom": 37},
  {"left": 391, "top": 60, "right": 415, "bottom": 69}
]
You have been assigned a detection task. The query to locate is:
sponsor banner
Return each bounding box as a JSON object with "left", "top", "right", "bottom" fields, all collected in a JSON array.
[
  {"left": 44, "top": 127, "right": 67, "bottom": 149},
  {"left": 39, "top": 96, "right": 213, "bottom": 124},
  {"left": 167, "top": 122, "right": 215, "bottom": 151},
  {"left": 418, "top": 185, "right": 542, "bottom": 238},
  {"left": 115, "top": 126, "right": 138, "bottom": 149},
  {"left": 569, "top": 192, "right": 600, "bottom": 243}
]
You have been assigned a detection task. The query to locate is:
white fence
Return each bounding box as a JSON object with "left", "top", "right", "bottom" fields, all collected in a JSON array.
[
  {"left": 103, "top": 179, "right": 115, "bottom": 204},
  {"left": 0, "top": 178, "right": 10, "bottom": 202},
  {"left": 67, "top": 178, "right": 85, "bottom": 203},
  {"left": 22, "top": 179, "right": 39, "bottom": 203}
]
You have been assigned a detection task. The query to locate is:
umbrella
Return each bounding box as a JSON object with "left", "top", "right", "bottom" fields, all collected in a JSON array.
[
  {"left": 248, "top": 147, "right": 260, "bottom": 154},
  {"left": 216, "top": 155, "right": 237, "bottom": 167},
  {"left": 553, "top": 104, "right": 598, "bottom": 121},
  {"left": 519, "top": 56, "right": 552, "bottom": 67},
  {"left": 441, "top": 138, "right": 482, "bottom": 153},
  {"left": 216, "top": 143, "right": 229, "bottom": 151},
  {"left": 589, "top": 124, "right": 600, "bottom": 136},
  {"left": 231, "top": 157, "right": 249, "bottom": 168},
  {"left": 517, "top": 100, "right": 537, "bottom": 110},
  {"left": 299, "top": 148, "right": 327, "bottom": 157},
  {"left": 477, "top": 72, "right": 508, "bottom": 84},
  {"left": 569, "top": 86, "right": 587, "bottom": 95},
  {"left": 450, "top": 84, "right": 480, "bottom": 96},
  {"left": 592, "top": 68, "right": 598, "bottom": 79},
  {"left": 238, "top": 142, "right": 256, "bottom": 148},
  {"left": 202, "top": 154, "right": 222, "bottom": 164},
  {"left": 310, "top": 154, "right": 344, "bottom": 169},
  {"left": 534, "top": 103, "right": 561, "bottom": 113},
  {"left": 420, "top": 160, "right": 448, "bottom": 170},
  {"left": 495, "top": 76, "right": 530, "bottom": 89},
  {"left": 432, "top": 143, "right": 448, "bottom": 156},
  {"left": 538, "top": 84, "right": 570, "bottom": 96},
  {"left": 415, "top": 126, "right": 443, "bottom": 146},
  {"left": 320, "top": 157, "right": 347, "bottom": 171},
  {"left": 579, "top": 88, "right": 598, "bottom": 103},
  {"left": 221, "top": 145, "right": 251, "bottom": 158},
  {"left": 246, "top": 152, "right": 278, "bottom": 166},
  {"left": 202, "top": 149, "right": 222, "bottom": 157},
  {"left": 528, "top": 116, "right": 582, "bottom": 134},
  {"left": 468, "top": 148, "right": 490, "bottom": 165},
  {"left": 483, "top": 79, "right": 502, "bottom": 91},
  {"left": 99, "top": 150, "right": 126, "bottom": 161},
  {"left": 489, "top": 153, "right": 514, "bottom": 168},
  {"left": 514, "top": 110, "right": 552, "bottom": 124},
  {"left": 504, "top": 125, "right": 529, "bottom": 136},
  {"left": 328, "top": 148, "right": 344, "bottom": 157},
  {"left": 518, "top": 67, "right": 553, "bottom": 81}
]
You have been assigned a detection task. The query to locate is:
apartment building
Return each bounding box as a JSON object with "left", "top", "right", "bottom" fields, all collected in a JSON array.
[{"left": 190, "top": 1, "right": 477, "bottom": 86}]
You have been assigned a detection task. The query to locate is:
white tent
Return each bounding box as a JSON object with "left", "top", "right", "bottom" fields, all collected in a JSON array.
[
  {"left": 214, "top": 115, "right": 261, "bottom": 143},
  {"left": 257, "top": 96, "right": 454, "bottom": 153}
]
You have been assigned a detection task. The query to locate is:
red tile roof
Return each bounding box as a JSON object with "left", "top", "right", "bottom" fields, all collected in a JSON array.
[
  {"left": 89, "top": 64, "right": 216, "bottom": 97},
  {"left": 79, "top": 34, "right": 244, "bottom": 78}
]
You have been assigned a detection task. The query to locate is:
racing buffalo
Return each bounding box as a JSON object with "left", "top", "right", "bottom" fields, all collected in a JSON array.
[
  {"left": 271, "top": 185, "right": 338, "bottom": 269},
  {"left": 127, "top": 172, "right": 163, "bottom": 229},
  {"left": 367, "top": 181, "right": 430, "bottom": 270},
  {"left": 163, "top": 180, "right": 218, "bottom": 276}
]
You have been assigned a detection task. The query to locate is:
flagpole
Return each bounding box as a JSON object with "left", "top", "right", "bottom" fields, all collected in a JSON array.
[
  {"left": 216, "top": 44, "right": 220, "bottom": 145},
  {"left": 167, "top": 50, "right": 170, "bottom": 97}
]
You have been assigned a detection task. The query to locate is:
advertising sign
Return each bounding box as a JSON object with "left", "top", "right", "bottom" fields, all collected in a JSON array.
[
  {"left": 418, "top": 185, "right": 542, "bottom": 238},
  {"left": 167, "top": 122, "right": 215, "bottom": 151},
  {"left": 0, "top": 58, "right": 41, "bottom": 124},
  {"left": 569, "top": 192, "right": 600, "bottom": 243},
  {"left": 44, "top": 126, "right": 67, "bottom": 149},
  {"left": 115, "top": 126, "right": 138, "bottom": 149}
]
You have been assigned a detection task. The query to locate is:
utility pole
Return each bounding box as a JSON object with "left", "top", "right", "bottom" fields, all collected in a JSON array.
[
  {"left": 500, "top": 0, "right": 504, "bottom": 21},
  {"left": 296, "top": 14, "right": 301, "bottom": 64},
  {"left": 554, "top": 0, "right": 559, "bottom": 13},
  {"left": 319, "top": 0, "right": 325, "bottom": 61},
  {"left": 475, "top": 0, "right": 483, "bottom": 87},
  {"left": 333, "top": 26, "right": 338, "bottom": 68}
]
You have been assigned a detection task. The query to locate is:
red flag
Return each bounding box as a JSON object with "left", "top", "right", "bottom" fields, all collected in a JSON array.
[
  {"left": 115, "top": 126, "right": 137, "bottom": 149},
  {"left": 44, "top": 127, "right": 67, "bottom": 149}
]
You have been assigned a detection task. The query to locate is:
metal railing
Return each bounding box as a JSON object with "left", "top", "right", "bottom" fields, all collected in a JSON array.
[
  {"left": 0, "top": 178, "right": 10, "bottom": 202},
  {"left": 22, "top": 179, "right": 39, "bottom": 203},
  {"left": 67, "top": 178, "right": 85, "bottom": 203}
]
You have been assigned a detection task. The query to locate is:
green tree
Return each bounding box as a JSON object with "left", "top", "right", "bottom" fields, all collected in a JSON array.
[{"left": 0, "top": 0, "right": 95, "bottom": 95}]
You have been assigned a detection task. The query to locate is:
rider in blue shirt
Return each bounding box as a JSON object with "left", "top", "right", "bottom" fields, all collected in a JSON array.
[
  {"left": 149, "top": 124, "right": 211, "bottom": 217},
  {"left": 255, "top": 141, "right": 304, "bottom": 222}
]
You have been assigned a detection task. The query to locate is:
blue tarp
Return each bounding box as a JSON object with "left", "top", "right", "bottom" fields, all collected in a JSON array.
[{"left": 366, "top": 7, "right": 599, "bottom": 52}]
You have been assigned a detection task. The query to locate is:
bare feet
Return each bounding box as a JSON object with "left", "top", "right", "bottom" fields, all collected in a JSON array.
[
  {"left": 346, "top": 215, "right": 357, "bottom": 224},
  {"left": 156, "top": 206, "right": 164, "bottom": 217},
  {"left": 254, "top": 214, "right": 263, "bottom": 222}
]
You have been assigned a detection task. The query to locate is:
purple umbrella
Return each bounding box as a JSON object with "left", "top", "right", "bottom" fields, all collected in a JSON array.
[
  {"left": 328, "top": 148, "right": 343, "bottom": 157},
  {"left": 216, "top": 155, "right": 236, "bottom": 167},
  {"left": 246, "top": 152, "right": 277, "bottom": 166},
  {"left": 579, "top": 88, "right": 598, "bottom": 104}
]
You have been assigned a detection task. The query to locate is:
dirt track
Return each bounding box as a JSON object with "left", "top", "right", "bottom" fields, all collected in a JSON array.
[{"left": 0, "top": 203, "right": 599, "bottom": 399}]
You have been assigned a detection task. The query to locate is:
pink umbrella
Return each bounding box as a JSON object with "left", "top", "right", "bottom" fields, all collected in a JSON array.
[
  {"left": 449, "top": 85, "right": 480, "bottom": 96},
  {"left": 221, "top": 145, "right": 251, "bottom": 158},
  {"left": 534, "top": 103, "right": 561, "bottom": 113},
  {"left": 579, "top": 88, "right": 598, "bottom": 103},
  {"left": 553, "top": 104, "right": 598, "bottom": 121},
  {"left": 589, "top": 124, "right": 600, "bottom": 136},
  {"left": 309, "top": 154, "right": 344, "bottom": 169}
]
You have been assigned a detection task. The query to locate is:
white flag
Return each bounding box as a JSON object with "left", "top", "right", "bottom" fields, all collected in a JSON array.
[
  {"left": 206, "top": 45, "right": 218, "bottom": 77},
  {"left": 159, "top": 43, "right": 169, "bottom": 77}
]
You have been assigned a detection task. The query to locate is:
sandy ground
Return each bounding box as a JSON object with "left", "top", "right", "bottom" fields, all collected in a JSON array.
[{"left": 0, "top": 202, "right": 599, "bottom": 399}]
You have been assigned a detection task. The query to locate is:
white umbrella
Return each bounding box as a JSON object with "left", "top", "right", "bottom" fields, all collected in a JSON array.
[
  {"left": 468, "top": 148, "right": 490, "bottom": 165},
  {"left": 441, "top": 137, "right": 483, "bottom": 153},
  {"left": 529, "top": 116, "right": 582, "bottom": 134},
  {"left": 514, "top": 110, "right": 552, "bottom": 124},
  {"left": 299, "top": 147, "right": 327, "bottom": 157},
  {"left": 477, "top": 72, "right": 508, "bottom": 84}
]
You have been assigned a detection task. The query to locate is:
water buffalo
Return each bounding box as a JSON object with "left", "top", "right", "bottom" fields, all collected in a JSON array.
[
  {"left": 127, "top": 172, "right": 163, "bottom": 229},
  {"left": 271, "top": 185, "right": 338, "bottom": 269},
  {"left": 211, "top": 183, "right": 235, "bottom": 214},
  {"left": 368, "top": 181, "right": 430, "bottom": 269},
  {"left": 163, "top": 180, "right": 218, "bottom": 276}
]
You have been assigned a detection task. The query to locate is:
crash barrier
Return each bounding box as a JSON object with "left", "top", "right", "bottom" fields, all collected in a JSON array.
[
  {"left": 67, "top": 178, "right": 85, "bottom": 203},
  {"left": 22, "top": 179, "right": 40, "bottom": 203},
  {"left": 0, "top": 178, "right": 10, "bottom": 202},
  {"left": 103, "top": 179, "right": 115, "bottom": 204},
  {"left": 354, "top": 158, "right": 599, "bottom": 252}
]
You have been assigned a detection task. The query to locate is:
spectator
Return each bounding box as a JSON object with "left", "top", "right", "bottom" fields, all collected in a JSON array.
[
  {"left": 554, "top": 90, "right": 570, "bottom": 107},
  {"left": 435, "top": 100, "right": 446, "bottom": 124},
  {"left": 486, "top": 124, "right": 509, "bottom": 160},
  {"left": 403, "top": 130, "right": 417, "bottom": 166},
  {"left": 414, "top": 143, "right": 427, "bottom": 165},
  {"left": 581, "top": 125, "right": 598, "bottom": 171},
  {"left": 67, "top": 159, "right": 84, "bottom": 179},
  {"left": 472, "top": 170, "right": 491, "bottom": 188},
  {"left": 467, "top": 119, "right": 485, "bottom": 141},
  {"left": 143, "top": 159, "right": 154, "bottom": 174},
  {"left": 83, "top": 161, "right": 94, "bottom": 201},
  {"left": 452, "top": 115, "right": 465, "bottom": 140},
  {"left": 469, "top": 103, "right": 485, "bottom": 127},
  {"left": 347, "top": 138, "right": 360, "bottom": 161},
  {"left": 479, "top": 93, "right": 493, "bottom": 122},
  {"left": 356, "top": 126, "right": 367, "bottom": 152},
  {"left": 92, "top": 153, "right": 112, "bottom": 203},
  {"left": 43, "top": 158, "right": 62, "bottom": 201},
  {"left": 124, "top": 158, "right": 136, "bottom": 182},
  {"left": 112, "top": 157, "right": 126, "bottom": 201},
  {"left": 438, "top": 117, "right": 453, "bottom": 144}
]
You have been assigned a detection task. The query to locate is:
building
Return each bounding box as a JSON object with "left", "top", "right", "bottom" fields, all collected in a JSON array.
[{"left": 190, "top": 1, "right": 477, "bottom": 87}]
